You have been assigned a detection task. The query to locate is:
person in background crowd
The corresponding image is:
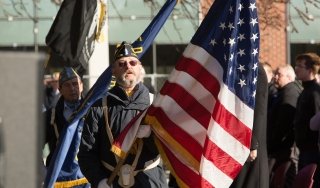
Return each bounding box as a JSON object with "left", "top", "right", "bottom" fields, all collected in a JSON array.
[
  {"left": 310, "top": 111, "right": 320, "bottom": 151},
  {"left": 310, "top": 112, "right": 320, "bottom": 188},
  {"left": 293, "top": 52, "right": 320, "bottom": 188},
  {"left": 267, "top": 64, "right": 301, "bottom": 187},
  {"left": 78, "top": 41, "right": 168, "bottom": 188},
  {"left": 315, "top": 73, "right": 320, "bottom": 84},
  {"left": 44, "top": 67, "right": 89, "bottom": 187},
  {"left": 44, "top": 72, "right": 61, "bottom": 111},
  {"left": 261, "top": 62, "right": 278, "bottom": 177},
  {"left": 262, "top": 62, "right": 278, "bottom": 107}
]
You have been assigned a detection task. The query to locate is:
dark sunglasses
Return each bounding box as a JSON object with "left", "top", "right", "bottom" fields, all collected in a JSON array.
[{"left": 118, "top": 60, "right": 139, "bottom": 67}]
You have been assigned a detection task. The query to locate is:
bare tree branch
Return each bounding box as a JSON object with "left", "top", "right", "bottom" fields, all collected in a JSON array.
[
  {"left": 257, "top": 0, "right": 320, "bottom": 32},
  {"left": 0, "top": 0, "right": 319, "bottom": 34}
]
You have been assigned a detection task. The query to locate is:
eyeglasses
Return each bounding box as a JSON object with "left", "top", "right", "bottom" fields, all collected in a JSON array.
[{"left": 118, "top": 60, "right": 139, "bottom": 67}]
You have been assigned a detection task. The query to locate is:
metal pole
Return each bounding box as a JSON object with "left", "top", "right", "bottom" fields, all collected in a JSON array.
[
  {"left": 0, "top": 117, "right": 5, "bottom": 188},
  {"left": 286, "top": 2, "right": 291, "bottom": 65},
  {"left": 152, "top": 42, "right": 157, "bottom": 91},
  {"left": 33, "top": 0, "right": 39, "bottom": 53}
]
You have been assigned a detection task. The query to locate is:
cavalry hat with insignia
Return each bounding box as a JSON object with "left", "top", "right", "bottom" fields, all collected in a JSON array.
[
  {"left": 114, "top": 41, "right": 138, "bottom": 61},
  {"left": 59, "top": 67, "right": 80, "bottom": 86}
]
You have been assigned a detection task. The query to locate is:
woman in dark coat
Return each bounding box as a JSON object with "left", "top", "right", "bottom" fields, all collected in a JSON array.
[{"left": 230, "top": 63, "right": 269, "bottom": 188}]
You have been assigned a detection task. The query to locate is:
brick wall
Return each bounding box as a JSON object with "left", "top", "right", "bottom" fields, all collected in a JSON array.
[
  {"left": 259, "top": 3, "right": 287, "bottom": 70},
  {"left": 200, "top": 0, "right": 288, "bottom": 70}
]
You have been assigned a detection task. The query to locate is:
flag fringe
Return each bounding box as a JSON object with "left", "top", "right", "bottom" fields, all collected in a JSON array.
[
  {"left": 154, "top": 137, "right": 189, "bottom": 188},
  {"left": 145, "top": 115, "right": 200, "bottom": 170},
  {"left": 53, "top": 177, "right": 88, "bottom": 188},
  {"left": 111, "top": 145, "right": 127, "bottom": 159}
]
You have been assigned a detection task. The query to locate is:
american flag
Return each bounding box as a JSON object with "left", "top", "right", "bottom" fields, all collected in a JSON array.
[{"left": 144, "top": 0, "right": 260, "bottom": 187}]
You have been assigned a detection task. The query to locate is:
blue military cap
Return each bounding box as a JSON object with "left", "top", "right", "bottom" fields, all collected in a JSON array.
[
  {"left": 114, "top": 41, "right": 138, "bottom": 61},
  {"left": 59, "top": 67, "right": 80, "bottom": 86}
]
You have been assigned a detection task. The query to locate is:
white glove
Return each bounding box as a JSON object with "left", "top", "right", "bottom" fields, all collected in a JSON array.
[
  {"left": 97, "top": 178, "right": 112, "bottom": 188},
  {"left": 136, "top": 125, "right": 151, "bottom": 138}
]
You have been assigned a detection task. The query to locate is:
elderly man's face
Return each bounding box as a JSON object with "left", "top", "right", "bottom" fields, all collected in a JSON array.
[
  {"left": 59, "top": 77, "right": 83, "bottom": 103},
  {"left": 113, "top": 56, "right": 142, "bottom": 88},
  {"left": 274, "top": 67, "right": 289, "bottom": 88}
]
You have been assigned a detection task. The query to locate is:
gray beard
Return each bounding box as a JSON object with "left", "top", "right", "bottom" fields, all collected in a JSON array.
[{"left": 116, "top": 77, "right": 137, "bottom": 88}]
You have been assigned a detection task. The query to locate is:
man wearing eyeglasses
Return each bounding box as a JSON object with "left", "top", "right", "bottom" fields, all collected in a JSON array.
[
  {"left": 293, "top": 52, "right": 320, "bottom": 187},
  {"left": 78, "top": 41, "right": 168, "bottom": 188}
]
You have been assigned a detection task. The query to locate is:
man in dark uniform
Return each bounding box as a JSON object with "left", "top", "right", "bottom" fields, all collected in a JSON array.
[
  {"left": 78, "top": 42, "right": 168, "bottom": 188},
  {"left": 44, "top": 67, "right": 89, "bottom": 187},
  {"left": 294, "top": 52, "right": 320, "bottom": 187}
]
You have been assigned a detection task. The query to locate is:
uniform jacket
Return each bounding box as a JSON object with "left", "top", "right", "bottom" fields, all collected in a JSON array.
[
  {"left": 45, "top": 96, "right": 89, "bottom": 187},
  {"left": 45, "top": 96, "right": 69, "bottom": 166},
  {"left": 78, "top": 83, "right": 168, "bottom": 188}
]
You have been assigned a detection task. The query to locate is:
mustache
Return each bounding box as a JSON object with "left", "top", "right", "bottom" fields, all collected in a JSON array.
[{"left": 125, "top": 69, "right": 135, "bottom": 74}]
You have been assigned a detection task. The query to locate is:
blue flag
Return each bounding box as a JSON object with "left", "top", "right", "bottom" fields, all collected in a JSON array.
[
  {"left": 44, "top": 0, "right": 177, "bottom": 187},
  {"left": 131, "top": 0, "right": 177, "bottom": 58}
]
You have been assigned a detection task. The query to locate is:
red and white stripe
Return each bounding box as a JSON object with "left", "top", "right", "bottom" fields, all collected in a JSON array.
[
  {"left": 111, "top": 110, "right": 147, "bottom": 158},
  {"left": 145, "top": 43, "right": 254, "bottom": 188}
]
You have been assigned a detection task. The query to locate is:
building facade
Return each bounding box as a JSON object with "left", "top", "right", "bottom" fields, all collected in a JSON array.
[{"left": 0, "top": 0, "right": 319, "bottom": 91}]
